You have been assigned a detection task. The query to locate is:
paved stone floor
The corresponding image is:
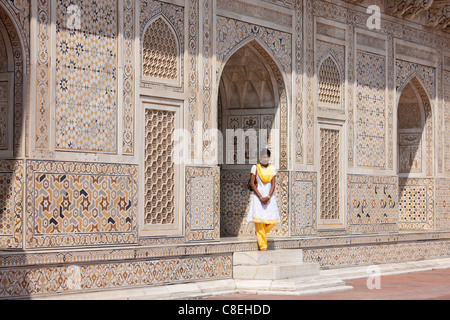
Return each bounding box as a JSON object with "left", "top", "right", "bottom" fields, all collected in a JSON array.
[{"left": 206, "top": 268, "right": 450, "bottom": 300}]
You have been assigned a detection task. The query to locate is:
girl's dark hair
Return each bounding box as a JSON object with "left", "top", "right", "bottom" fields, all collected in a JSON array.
[{"left": 260, "top": 148, "right": 271, "bottom": 158}]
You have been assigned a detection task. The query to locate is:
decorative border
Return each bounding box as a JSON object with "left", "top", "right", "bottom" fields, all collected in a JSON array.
[
  {"left": 185, "top": 166, "right": 220, "bottom": 242},
  {"left": 25, "top": 160, "right": 138, "bottom": 249},
  {"left": 188, "top": 0, "right": 198, "bottom": 158},
  {"left": 436, "top": 179, "right": 450, "bottom": 231},
  {"left": 290, "top": 171, "right": 317, "bottom": 236},
  {"left": 122, "top": 0, "right": 135, "bottom": 155},
  {"left": 294, "top": 0, "right": 303, "bottom": 164},
  {"left": 35, "top": 0, "right": 50, "bottom": 150},
  {"left": 0, "top": 3, "right": 25, "bottom": 156},
  {"left": 304, "top": 240, "right": 450, "bottom": 268},
  {"left": 0, "top": 160, "right": 23, "bottom": 249},
  {"left": 347, "top": 175, "right": 399, "bottom": 234},
  {"left": 0, "top": 254, "right": 232, "bottom": 298}
]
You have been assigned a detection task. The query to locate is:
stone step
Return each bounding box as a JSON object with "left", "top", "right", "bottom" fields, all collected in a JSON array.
[
  {"left": 233, "top": 262, "right": 320, "bottom": 280},
  {"left": 234, "top": 276, "right": 353, "bottom": 296},
  {"left": 233, "top": 249, "right": 303, "bottom": 266}
]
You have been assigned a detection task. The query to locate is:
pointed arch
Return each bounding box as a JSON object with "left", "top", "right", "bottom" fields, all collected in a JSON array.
[
  {"left": 217, "top": 38, "right": 289, "bottom": 170},
  {"left": 397, "top": 76, "right": 434, "bottom": 177},
  {"left": 142, "top": 15, "right": 180, "bottom": 85},
  {"left": 317, "top": 54, "right": 342, "bottom": 106},
  {"left": 0, "top": 3, "right": 25, "bottom": 157}
]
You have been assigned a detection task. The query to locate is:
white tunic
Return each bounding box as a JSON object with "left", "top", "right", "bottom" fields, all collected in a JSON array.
[{"left": 247, "top": 165, "right": 280, "bottom": 224}]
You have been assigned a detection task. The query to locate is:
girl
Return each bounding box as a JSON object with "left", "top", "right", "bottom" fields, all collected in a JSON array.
[{"left": 247, "top": 149, "right": 280, "bottom": 251}]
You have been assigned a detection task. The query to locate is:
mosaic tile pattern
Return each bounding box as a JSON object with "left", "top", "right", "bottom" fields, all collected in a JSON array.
[
  {"left": 436, "top": 179, "right": 450, "bottom": 231},
  {"left": 0, "top": 254, "right": 232, "bottom": 298},
  {"left": 399, "top": 178, "right": 434, "bottom": 231},
  {"left": 304, "top": 240, "right": 450, "bottom": 268},
  {"left": 290, "top": 172, "right": 317, "bottom": 236},
  {"left": 0, "top": 161, "right": 23, "bottom": 249},
  {"left": 220, "top": 171, "right": 252, "bottom": 237},
  {"left": 55, "top": 0, "right": 117, "bottom": 152},
  {"left": 396, "top": 59, "right": 436, "bottom": 101},
  {"left": 216, "top": 16, "right": 292, "bottom": 78},
  {"left": 356, "top": 51, "right": 386, "bottom": 169},
  {"left": 26, "top": 161, "right": 138, "bottom": 249},
  {"left": 347, "top": 175, "right": 399, "bottom": 234},
  {"left": 185, "top": 167, "right": 220, "bottom": 242}
]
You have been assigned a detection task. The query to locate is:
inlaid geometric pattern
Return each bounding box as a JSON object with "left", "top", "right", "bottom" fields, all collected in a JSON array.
[
  {"left": 191, "top": 177, "right": 215, "bottom": 230},
  {"left": 185, "top": 167, "right": 220, "bottom": 242},
  {"left": 122, "top": 0, "right": 135, "bottom": 155},
  {"left": 220, "top": 171, "right": 252, "bottom": 237},
  {"left": 55, "top": 0, "right": 117, "bottom": 152},
  {"left": 26, "top": 161, "right": 138, "bottom": 249},
  {"left": 304, "top": 240, "right": 450, "bottom": 268},
  {"left": 0, "top": 173, "right": 14, "bottom": 236},
  {"left": 436, "top": 179, "right": 450, "bottom": 231},
  {"left": 143, "top": 17, "right": 178, "bottom": 80},
  {"left": 348, "top": 175, "right": 399, "bottom": 234},
  {"left": 320, "top": 128, "right": 340, "bottom": 221},
  {"left": 35, "top": 0, "right": 50, "bottom": 150},
  {"left": 444, "top": 71, "right": 450, "bottom": 174},
  {"left": 290, "top": 172, "right": 317, "bottom": 236},
  {"left": 318, "top": 57, "right": 341, "bottom": 105},
  {"left": 0, "top": 255, "right": 232, "bottom": 298},
  {"left": 144, "top": 109, "right": 175, "bottom": 226},
  {"left": 0, "top": 160, "right": 23, "bottom": 249},
  {"left": 356, "top": 51, "right": 386, "bottom": 169},
  {"left": 0, "top": 81, "right": 7, "bottom": 149},
  {"left": 399, "top": 178, "right": 434, "bottom": 231}
]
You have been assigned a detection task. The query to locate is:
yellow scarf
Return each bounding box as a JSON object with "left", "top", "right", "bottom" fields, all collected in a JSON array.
[{"left": 256, "top": 164, "right": 275, "bottom": 184}]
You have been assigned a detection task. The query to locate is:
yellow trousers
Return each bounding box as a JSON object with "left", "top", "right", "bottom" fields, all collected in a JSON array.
[{"left": 254, "top": 223, "right": 276, "bottom": 250}]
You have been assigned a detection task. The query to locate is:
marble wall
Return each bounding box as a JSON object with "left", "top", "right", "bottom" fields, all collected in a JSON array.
[{"left": 0, "top": 0, "right": 449, "bottom": 298}]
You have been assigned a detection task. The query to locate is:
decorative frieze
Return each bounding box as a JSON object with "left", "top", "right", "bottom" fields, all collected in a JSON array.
[
  {"left": 399, "top": 178, "right": 434, "bottom": 231},
  {"left": 26, "top": 161, "right": 138, "bottom": 249},
  {"left": 347, "top": 175, "right": 399, "bottom": 234}
]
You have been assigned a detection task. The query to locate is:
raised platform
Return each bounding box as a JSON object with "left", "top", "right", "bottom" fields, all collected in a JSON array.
[
  {"left": 1, "top": 231, "right": 449, "bottom": 299},
  {"left": 32, "top": 257, "right": 450, "bottom": 300},
  {"left": 233, "top": 249, "right": 320, "bottom": 280}
]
